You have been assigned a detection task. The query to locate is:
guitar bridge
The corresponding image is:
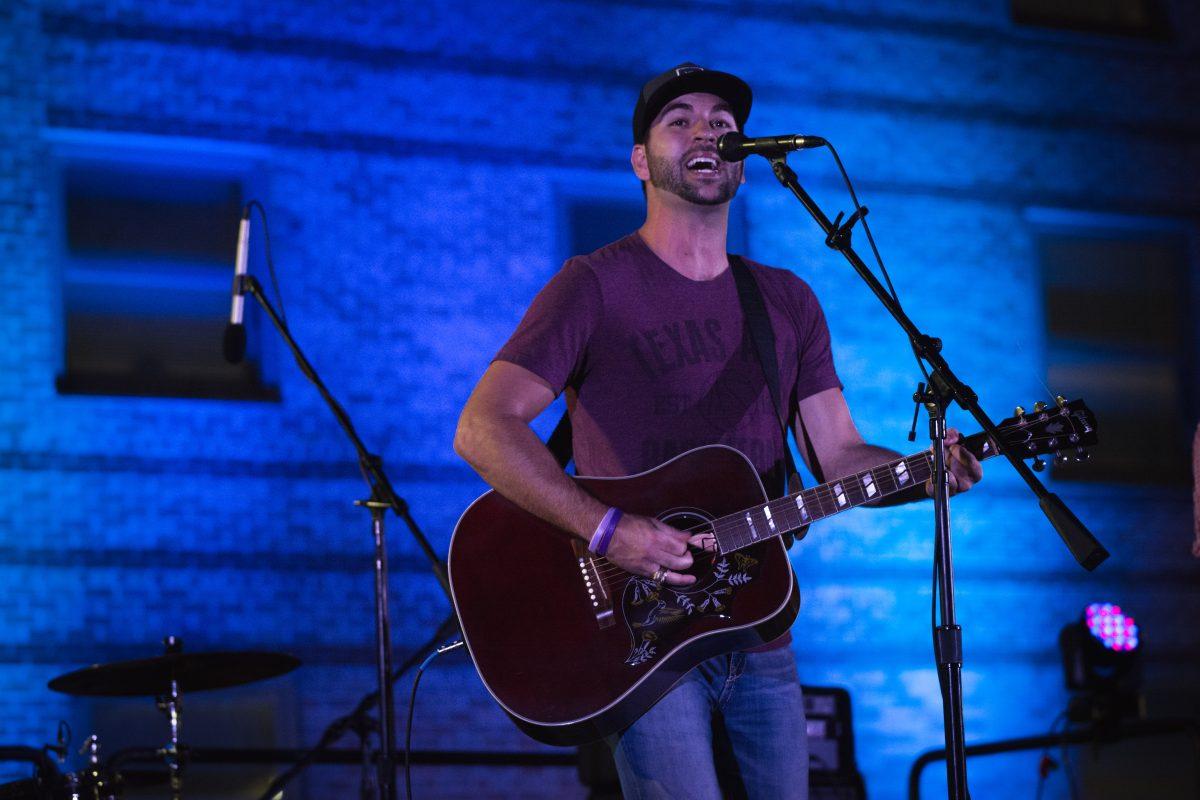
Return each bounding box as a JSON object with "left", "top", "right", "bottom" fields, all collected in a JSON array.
[{"left": 571, "top": 540, "right": 615, "bottom": 629}]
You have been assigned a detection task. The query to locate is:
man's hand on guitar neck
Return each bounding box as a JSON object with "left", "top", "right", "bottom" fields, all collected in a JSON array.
[
  {"left": 924, "top": 427, "right": 984, "bottom": 498},
  {"left": 605, "top": 514, "right": 708, "bottom": 587}
]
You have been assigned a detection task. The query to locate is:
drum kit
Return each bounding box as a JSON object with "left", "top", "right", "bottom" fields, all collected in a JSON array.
[{"left": 2, "top": 637, "right": 299, "bottom": 800}]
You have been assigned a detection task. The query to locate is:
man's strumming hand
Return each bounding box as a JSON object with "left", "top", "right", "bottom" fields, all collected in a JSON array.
[{"left": 603, "top": 514, "right": 701, "bottom": 587}]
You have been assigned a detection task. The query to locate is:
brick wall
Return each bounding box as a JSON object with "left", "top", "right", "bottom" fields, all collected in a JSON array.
[{"left": 0, "top": 1, "right": 1197, "bottom": 797}]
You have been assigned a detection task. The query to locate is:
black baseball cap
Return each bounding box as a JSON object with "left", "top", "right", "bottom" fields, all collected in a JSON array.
[{"left": 632, "top": 62, "right": 752, "bottom": 144}]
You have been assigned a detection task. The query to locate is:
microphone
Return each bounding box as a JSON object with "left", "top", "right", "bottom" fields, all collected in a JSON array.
[
  {"left": 717, "top": 131, "right": 826, "bottom": 162},
  {"left": 222, "top": 207, "right": 251, "bottom": 364}
]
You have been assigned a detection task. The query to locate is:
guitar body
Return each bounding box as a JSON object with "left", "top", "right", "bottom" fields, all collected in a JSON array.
[{"left": 448, "top": 445, "right": 799, "bottom": 746}]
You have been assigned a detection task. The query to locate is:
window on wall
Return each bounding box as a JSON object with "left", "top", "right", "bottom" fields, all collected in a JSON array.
[
  {"left": 1034, "top": 214, "right": 1194, "bottom": 485},
  {"left": 51, "top": 134, "right": 278, "bottom": 401},
  {"left": 1011, "top": 0, "right": 1173, "bottom": 40}
]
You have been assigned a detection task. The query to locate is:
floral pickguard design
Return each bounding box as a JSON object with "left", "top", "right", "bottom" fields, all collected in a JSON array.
[{"left": 621, "top": 552, "right": 758, "bottom": 667}]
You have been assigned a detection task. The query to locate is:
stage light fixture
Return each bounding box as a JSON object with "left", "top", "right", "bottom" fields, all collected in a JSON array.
[{"left": 1059, "top": 601, "right": 1143, "bottom": 723}]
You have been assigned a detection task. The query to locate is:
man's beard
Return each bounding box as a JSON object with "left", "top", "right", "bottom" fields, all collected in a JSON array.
[{"left": 646, "top": 152, "right": 741, "bottom": 206}]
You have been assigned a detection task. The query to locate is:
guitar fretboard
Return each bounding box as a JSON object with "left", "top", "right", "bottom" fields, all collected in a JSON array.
[{"left": 709, "top": 432, "right": 995, "bottom": 554}]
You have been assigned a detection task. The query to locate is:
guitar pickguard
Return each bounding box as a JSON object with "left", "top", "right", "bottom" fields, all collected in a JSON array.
[{"left": 621, "top": 551, "right": 759, "bottom": 667}]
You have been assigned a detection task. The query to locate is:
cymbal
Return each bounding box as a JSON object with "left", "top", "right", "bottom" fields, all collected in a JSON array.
[{"left": 48, "top": 651, "right": 301, "bottom": 697}]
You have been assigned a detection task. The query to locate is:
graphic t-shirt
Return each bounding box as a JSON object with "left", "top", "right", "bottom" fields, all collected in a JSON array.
[{"left": 496, "top": 233, "right": 842, "bottom": 484}]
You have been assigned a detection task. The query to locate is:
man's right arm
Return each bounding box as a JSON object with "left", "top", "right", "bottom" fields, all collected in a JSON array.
[{"left": 453, "top": 360, "right": 696, "bottom": 585}]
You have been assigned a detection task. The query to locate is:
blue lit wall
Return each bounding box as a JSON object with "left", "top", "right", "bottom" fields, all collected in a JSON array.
[{"left": 2, "top": 1, "right": 1199, "bottom": 798}]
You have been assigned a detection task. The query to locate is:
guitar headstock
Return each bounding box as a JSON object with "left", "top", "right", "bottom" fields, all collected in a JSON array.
[{"left": 989, "top": 397, "right": 1098, "bottom": 470}]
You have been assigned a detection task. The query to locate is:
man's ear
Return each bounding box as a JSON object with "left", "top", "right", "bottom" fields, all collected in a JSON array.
[{"left": 631, "top": 144, "right": 650, "bottom": 181}]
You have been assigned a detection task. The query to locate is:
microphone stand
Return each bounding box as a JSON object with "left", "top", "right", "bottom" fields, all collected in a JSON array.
[
  {"left": 236, "top": 273, "right": 458, "bottom": 800},
  {"left": 764, "top": 155, "right": 1109, "bottom": 800}
]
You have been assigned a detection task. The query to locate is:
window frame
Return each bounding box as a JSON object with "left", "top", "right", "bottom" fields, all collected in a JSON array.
[
  {"left": 1024, "top": 205, "right": 1200, "bottom": 484},
  {"left": 44, "top": 128, "right": 280, "bottom": 401}
]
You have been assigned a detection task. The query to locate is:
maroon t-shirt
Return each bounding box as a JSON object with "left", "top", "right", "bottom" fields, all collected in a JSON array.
[{"left": 496, "top": 233, "right": 842, "bottom": 483}]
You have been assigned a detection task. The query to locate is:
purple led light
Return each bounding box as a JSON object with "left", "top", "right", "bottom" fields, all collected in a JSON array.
[{"left": 1085, "top": 602, "right": 1138, "bottom": 652}]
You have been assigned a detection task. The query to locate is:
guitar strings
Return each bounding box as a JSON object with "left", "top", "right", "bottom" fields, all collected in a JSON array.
[
  {"left": 587, "top": 425, "right": 1070, "bottom": 582},
  {"left": 585, "top": 424, "right": 1065, "bottom": 582},
  {"left": 585, "top": 423, "right": 1078, "bottom": 585}
]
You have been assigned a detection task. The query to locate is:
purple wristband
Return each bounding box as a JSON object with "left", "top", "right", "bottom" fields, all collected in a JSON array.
[{"left": 588, "top": 507, "right": 622, "bottom": 557}]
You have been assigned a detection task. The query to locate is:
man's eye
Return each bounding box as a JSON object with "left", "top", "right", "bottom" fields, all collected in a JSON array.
[
  {"left": 712, "top": 119, "right": 731, "bottom": 128},
  {"left": 669, "top": 118, "right": 688, "bottom": 126}
]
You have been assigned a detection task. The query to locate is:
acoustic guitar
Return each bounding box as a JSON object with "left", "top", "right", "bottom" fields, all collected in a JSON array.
[{"left": 448, "top": 398, "right": 1096, "bottom": 745}]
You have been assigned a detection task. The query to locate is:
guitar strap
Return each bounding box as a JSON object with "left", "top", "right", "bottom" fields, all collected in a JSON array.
[{"left": 728, "top": 256, "right": 806, "bottom": 548}]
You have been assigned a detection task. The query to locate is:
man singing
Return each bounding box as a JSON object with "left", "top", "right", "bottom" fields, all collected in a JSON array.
[{"left": 455, "top": 63, "right": 983, "bottom": 799}]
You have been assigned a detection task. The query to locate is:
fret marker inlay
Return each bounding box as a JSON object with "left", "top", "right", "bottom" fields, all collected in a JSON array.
[
  {"left": 795, "top": 496, "right": 809, "bottom": 523},
  {"left": 863, "top": 473, "right": 877, "bottom": 497},
  {"left": 763, "top": 505, "right": 776, "bottom": 533},
  {"left": 895, "top": 461, "right": 910, "bottom": 485},
  {"left": 744, "top": 512, "right": 759, "bottom": 540},
  {"left": 834, "top": 482, "right": 847, "bottom": 507}
]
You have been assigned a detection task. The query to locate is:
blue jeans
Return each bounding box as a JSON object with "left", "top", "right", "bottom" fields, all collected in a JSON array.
[{"left": 608, "top": 647, "right": 809, "bottom": 799}]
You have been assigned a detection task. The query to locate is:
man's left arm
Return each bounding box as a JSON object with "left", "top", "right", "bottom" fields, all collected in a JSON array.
[{"left": 793, "top": 387, "right": 983, "bottom": 505}]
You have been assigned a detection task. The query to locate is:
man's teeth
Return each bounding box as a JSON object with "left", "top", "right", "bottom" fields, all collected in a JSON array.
[{"left": 686, "top": 157, "right": 718, "bottom": 172}]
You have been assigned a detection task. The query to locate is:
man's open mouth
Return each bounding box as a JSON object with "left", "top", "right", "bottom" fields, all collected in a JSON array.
[{"left": 685, "top": 155, "right": 719, "bottom": 174}]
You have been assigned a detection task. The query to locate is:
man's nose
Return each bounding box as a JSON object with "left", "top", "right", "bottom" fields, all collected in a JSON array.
[{"left": 693, "top": 124, "right": 716, "bottom": 141}]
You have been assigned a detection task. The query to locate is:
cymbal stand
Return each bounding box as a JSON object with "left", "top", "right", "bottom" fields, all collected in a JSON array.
[
  {"left": 156, "top": 637, "right": 186, "bottom": 800},
  {"left": 358, "top": 497, "right": 397, "bottom": 800},
  {"left": 73, "top": 735, "right": 100, "bottom": 800}
]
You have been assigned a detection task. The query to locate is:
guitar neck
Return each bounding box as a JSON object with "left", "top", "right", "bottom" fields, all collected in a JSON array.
[{"left": 711, "top": 431, "right": 998, "bottom": 554}]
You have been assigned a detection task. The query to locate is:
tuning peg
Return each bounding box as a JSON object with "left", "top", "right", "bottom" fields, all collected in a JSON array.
[
  {"left": 1033, "top": 401, "right": 1048, "bottom": 413},
  {"left": 1032, "top": 457, "right": 1046, "bottom": 472},
  {"left": 1054, "top": 452, "right": 1071, "bottom": 466},
  {"left": 1014, "top": 405, "right": 1026, "bottom": 419},
  {"left": 1055, "top": 395, "right": 1067, "bottom": 408},
  {"left": 1075, "top": 449, "right": 1091, "bottom": 463}
]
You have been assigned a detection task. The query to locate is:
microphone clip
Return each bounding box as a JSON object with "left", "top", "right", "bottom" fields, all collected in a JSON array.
[
  {"left": 232, "top": 273, "right": 253, "bottom": 297},
  {"left": 824, "top": 205, "right": 869, "bottom": 253}
]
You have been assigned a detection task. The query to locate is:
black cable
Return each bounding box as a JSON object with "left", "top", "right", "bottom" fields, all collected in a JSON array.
[
  {"left": 1034, "top": 712, "right": 1069, "bottom": 800},
  {"left": 1060, "top": 724, "right": 1081, "bottom": 800},
  {"left": 256, "top": 625, "right": 452, "bottom": 800},
  {"left": 822, "top": 143, "right": 932, "bottom": 386},
  {"left": 823, "top": 144, "right": 901, "bottom": 305},
  {"left": 405, "top": 641, "right": 463, "bottom": 800},
  {"left": 243, "top": 200, "right": 288, "bottom": 327}
]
